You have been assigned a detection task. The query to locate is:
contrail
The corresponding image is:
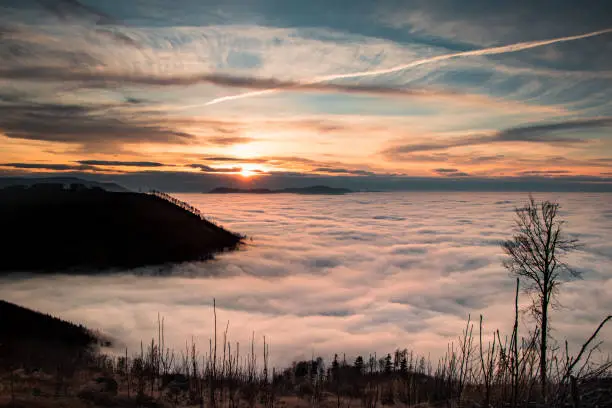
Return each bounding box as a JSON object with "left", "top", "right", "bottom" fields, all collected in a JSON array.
[{"left": 205, "top": 28, "right": 612, "bottom": 106}]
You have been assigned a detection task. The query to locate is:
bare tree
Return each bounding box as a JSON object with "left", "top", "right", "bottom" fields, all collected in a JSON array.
[
  {"left": 501, "top": 196, "right": 580, "bottom": 400},
  {"left": 479, "top": 315, "right": 497, "bottom": 408}
]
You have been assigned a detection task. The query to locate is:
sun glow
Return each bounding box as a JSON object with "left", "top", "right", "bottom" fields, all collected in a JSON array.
[
  {"left": 230, "top": 143, "right": 260, "bottom": 158},
  {"left": 237, "top": 163, "right": 269, "bottom": 178}
]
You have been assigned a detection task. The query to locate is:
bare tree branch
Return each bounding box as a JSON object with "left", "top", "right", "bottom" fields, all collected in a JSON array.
[{"left": 500, "top": 196, "right": 581, "bottom": 401}]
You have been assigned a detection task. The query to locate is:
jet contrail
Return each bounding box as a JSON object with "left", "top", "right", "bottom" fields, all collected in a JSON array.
[{"left": 205, "top": 27, "right": 612, "bottom": 106}]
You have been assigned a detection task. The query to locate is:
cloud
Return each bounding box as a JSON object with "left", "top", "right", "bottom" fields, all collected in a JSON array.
[
  {"left": 204, "top": 28, "right": 612, "bottom": 105},
  {"left": 378, "top": 1, "right": 612, "bottom": 49},
  {"left": 178, "top": 155, "right": 392, "bottom": 177},
  {"left": 36, "top": 0, "right": 116, "bottom": 24},
  {"left": 0, "top": 66, "right": 482, "bottom": 102},
  {"left": 465, "top": 154, "right": 506, "bottom": 164},
  {"left": 433, "top": 168, "right": 470, "bottom": 177},
  {"left": 518, "top": 170, "right": 572, "bottom": 177},
  {"left": 94, "top": 28, "right": 143, "bottom": 48},
  {"left": 188, "top": 164, "right": 243, "bottom": 173},
  {"left": 2, "top": 162, "right": 95, "bottom": 171},
  {"left": 188, "top": 155, "right": 376, "bottom": 174},
  {"left": 0, "top": 103, "right": 194, "bottom": 145},
  {"left": 78, "top": 160, "right": 165, "bottom": 167},
  {"left": 208, "top": 136, "right": 256, "bottom": 146},
  {"left": 383, "top": 117, "right": 612, "bottom": 157},
  {"left": 1, "top": 192, "right": 610, "bottom": 368},
  {"left": 202, "top": 156, "right": 270, "bottom": 164},
  {"left": 497, "top": 117, "right": 612, "bottom": 141},
  {"left": 433, "top": 168, "right": 460, "bottom": 173},
  {"left": 0, "top": 103, "right": 259, "bottom": 148},
  {"left": 314, "top": 167, "right": 377, "bottom": 176}
]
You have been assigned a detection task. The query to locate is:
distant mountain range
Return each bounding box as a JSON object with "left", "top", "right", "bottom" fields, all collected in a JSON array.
[
  {"left": 0, "top": 176, "right": 129, "bottom": 192},
  {"left": 208, "top": 185, "right": 353, "bottom": 195}
]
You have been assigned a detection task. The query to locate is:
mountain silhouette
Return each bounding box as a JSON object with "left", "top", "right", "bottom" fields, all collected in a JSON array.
[{"left": 0, "top": 183, "right": 243, "bottom": 272}]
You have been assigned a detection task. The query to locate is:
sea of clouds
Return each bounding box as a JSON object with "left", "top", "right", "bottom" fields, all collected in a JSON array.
[{"left": 1, "top": 192, "right": 611, "bottom": 369}]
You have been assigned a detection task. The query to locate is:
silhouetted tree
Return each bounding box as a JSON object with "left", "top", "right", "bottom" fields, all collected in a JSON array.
[
  {"left": 294, "top": 361, "right": 311, "bottom": 379},
  {"left": 368, "top": 355, "right": 376, "bottom": 375},
  {"left": 417, "top": 357, "right": 426, "bottom": 375},
  {"left": 354, "top": 356, "right": 364, "bottom": 376},
  {"left": 331, "top": 354, "right": 340, "bottom": 381},
  {"left": 393, "top": 350, "right": 401, "bottom": 372},
  {"left": 399, "top": 353, "right": 408, "bottom": 376},
  {"left": 315, "top": 356, "right": 325, "bottom": 384},
  {"left": 501, "top": 196, "right": 580, "bottom": 400},
  {"left": 384, "top": 354, "right": 392, "bottom": 375}
]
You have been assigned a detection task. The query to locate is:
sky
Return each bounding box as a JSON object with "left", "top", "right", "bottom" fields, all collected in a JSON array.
[{"left": 1, "top": 0, "right": 612, "bottom": 191}]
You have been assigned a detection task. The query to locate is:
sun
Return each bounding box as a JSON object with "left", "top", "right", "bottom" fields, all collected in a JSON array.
[
  {"left": 238, "top": 164, "right": 267, "bottom": 178},
  {"left": 240, "top": 169, "right": 254, "bottom": 178}
]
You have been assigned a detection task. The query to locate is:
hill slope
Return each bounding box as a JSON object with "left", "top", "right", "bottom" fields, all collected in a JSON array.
[
  {"left": 0, "top": 184, "right": 243, "bottom": 272},
  {"left": 0, "top": 300, "right": 105, "bottom": 369}
]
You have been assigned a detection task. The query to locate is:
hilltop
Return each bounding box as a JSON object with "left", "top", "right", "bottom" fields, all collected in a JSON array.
[
  {"left": 0, "top": 183, "right": 243, "bottom": 273},
  {"left": 209, "top": 185, "right": 352, "bottom": 195}
]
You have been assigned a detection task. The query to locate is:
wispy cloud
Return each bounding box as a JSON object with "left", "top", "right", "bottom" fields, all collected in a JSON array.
[
  {"left": 201, "top": 156, "right": 270, "bottom": 164},
  {"left": 0, "top": 67, "right": 489, "bottom": 104},
  {"left": 208, "top": 136, "right": 256, "bottom": 146},
  {"left": 204, "top": 28, "right": 612, "bottom": 105},
  {"left": 314, "top": 167, "right": 377, "bottom": 176},
  {"left": 36, "top": 0, "right": 116, "bottom": 24},
  {"left": 77, "top": 160, "right": 165, "bottom": 167},
  {"left": 383, "top": 117, "right": 612, "bottom": 157},
  {"left": 2, "top": 162, "right": 94, "bottom": 171},
  {"left": 433, "top": 168, "right": 470, "bottom": 177},
  {"left": 0, "top": 103, "right": 194, "bottom": 145},
  {"left": 517, "top": 170, "right": 572, "bottom": 177},
  {"left": 188, "top": 164, "right": 243, "bottom": 173},
  {"left": 0, "top": 103, "right": 266, "bottom": 148}
]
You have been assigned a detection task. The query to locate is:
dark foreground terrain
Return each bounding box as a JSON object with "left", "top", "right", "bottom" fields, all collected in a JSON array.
[
  {"left": 1, "top": 300, "right": 610, "bottom": 408},
  {"left": 0, "top": 183, "right": 243, "bottom": 272},
  {"left": 0, "top": 300, "right": 106, "bottom": 371}
]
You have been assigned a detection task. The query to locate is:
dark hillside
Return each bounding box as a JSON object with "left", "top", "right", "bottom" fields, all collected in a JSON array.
[
  {"left": 0, "top": 184, "right": 243, "bottom": 272},
  {"left": 0, "top": 300, "right": 103, "bottom": 370}
]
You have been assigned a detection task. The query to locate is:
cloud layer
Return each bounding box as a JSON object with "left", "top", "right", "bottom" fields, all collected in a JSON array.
[
  {"left": 383, "top": 117, "right": 612, "bottom": 157},
  {"left": 1, "top": 192, "right": 611, "bottom": 368}
]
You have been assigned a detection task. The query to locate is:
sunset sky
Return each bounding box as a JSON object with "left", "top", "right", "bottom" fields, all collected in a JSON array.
[{"left": 1, "top": 0, "right": 612, "bottom": 191}]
